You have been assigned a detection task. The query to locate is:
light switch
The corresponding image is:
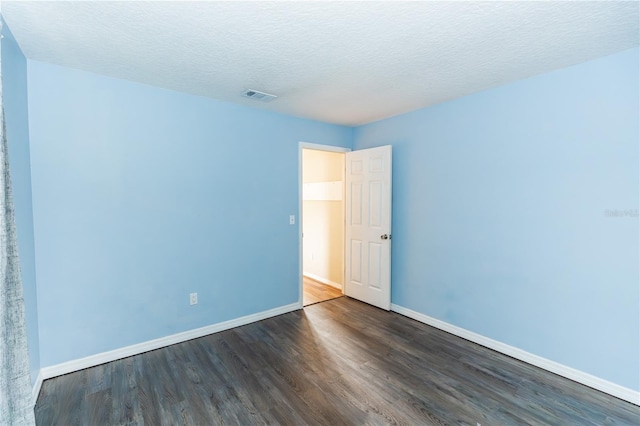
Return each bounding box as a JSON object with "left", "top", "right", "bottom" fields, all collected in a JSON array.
[{"left": 289, "top": 215, "right": 295, "bottom": 225}]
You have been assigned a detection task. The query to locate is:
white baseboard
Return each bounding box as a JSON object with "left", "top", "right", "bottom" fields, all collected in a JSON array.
[
  {"left": 40, "top": 302, "right": 300, "bottom": 381},
  {"left": 32, "top": 369, "right": 43, "bottom": 407},
  {"left": 303, "top": 272, "right": 343, "bottom": 290},
  {"left": 391, "top": 304, "right": 640, "bottom": 406}
]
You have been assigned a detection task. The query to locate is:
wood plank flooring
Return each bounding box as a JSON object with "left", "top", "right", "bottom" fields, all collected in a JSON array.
[
  {"left": 35, "top": 297, "right": 639, "bottom": 425},
  {"left": 302, "top": 276, "right": 342, "bottom": 306}
]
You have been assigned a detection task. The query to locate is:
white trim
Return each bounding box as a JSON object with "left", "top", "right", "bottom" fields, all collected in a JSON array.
[
  {"left": 303, "top": 272, "right": 343, "bottom": 290},
  {"left": 298, "top": 142, "right": 350, "bottom": 309},
  {"left": 31, "top": 369, "right": 44, "bottom": 406},
  {"left": 391, "top": 304, "right": 640, "bottom": 406},
  {"left": 299, "top": 142, "right": 351, "bottom": 153},
  {"left": 40, "top": 302, "right": 299, "bottom": 381}
]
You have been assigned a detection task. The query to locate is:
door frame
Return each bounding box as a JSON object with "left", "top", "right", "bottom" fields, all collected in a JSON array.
[{"left": 298, "top": 142, "right": 351, "bottom": 309}]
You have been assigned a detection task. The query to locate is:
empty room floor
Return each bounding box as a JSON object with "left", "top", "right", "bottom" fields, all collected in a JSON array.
[
  {"left": 302, "top": 276, "right": 342, "bottom": 306},
  {"left": 34, "top": 297, "right": 639, "bottom": 425}
]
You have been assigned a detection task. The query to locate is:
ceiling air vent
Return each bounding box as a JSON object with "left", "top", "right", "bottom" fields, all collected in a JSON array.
[{"left": 241, "top": 89, "right": 278, "bottom": 103}]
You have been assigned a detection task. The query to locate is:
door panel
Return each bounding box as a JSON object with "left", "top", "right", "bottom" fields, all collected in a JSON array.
[
  {"left": 345, "top": 145, "right": 392, "bottom": 310},
  {"left": 351, "top": 183, "right": 363, "bottom": 225},
  {"left": 350, "top": 240, "right": 363, "bottom": 284},
  {"left": 368, "top": 242, "right": 382, "bottom": 289}
]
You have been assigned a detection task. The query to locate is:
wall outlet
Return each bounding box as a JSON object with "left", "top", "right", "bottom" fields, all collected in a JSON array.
[{"left": 190, "top": 292, "right": 198, "bottom": 305}]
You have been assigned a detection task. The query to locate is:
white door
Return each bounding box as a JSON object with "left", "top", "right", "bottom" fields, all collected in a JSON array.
[{"left": 345, "top": 145, "right": 392, "bottom": 310}]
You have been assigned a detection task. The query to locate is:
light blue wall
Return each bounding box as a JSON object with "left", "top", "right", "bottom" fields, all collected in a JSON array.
[
  {"left": 26, "top": 61, "right": 352, "bottom": 367},
  {"left": 1, "top": 20, "right": 40, "bottom": 385},
  {"left": 354, "top": 48, "right": 639, "bottom": 391},
  {"left": 23, "top": 46, "right": 640, "bottom": 393}
]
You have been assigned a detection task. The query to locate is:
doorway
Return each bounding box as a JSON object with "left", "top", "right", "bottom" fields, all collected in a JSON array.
[
  {"left": 298, "top": 143, "right": 393, "bottom": 310},
  {"left": 300, "top": 144, "right": 349, "bottom": 306}
]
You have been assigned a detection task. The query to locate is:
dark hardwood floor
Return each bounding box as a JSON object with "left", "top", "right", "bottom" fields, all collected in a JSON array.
[
  {"left": 302, "top": 276, "right": 342, "bottom": 306},
  {"left": 35, "top": 297, "right": 639, "bottom": 425}
]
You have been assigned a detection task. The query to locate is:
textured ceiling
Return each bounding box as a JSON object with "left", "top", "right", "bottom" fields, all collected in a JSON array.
[{"left": 3, "top": 1, "right": 639, "bottom": 126}]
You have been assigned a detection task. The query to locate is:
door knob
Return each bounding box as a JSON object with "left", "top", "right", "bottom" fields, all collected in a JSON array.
[{"left": 381, "top": 234, "right": 388, "bottom": 240}]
